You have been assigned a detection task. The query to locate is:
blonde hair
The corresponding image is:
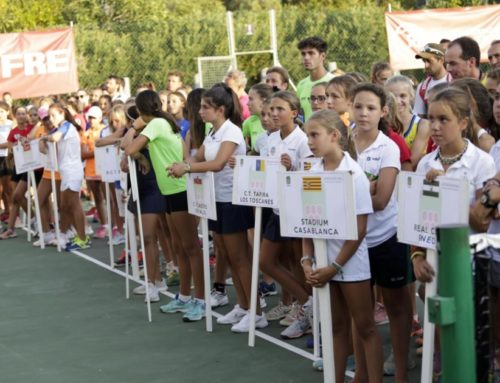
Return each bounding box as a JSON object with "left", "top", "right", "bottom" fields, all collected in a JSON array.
[
  {"left": 109, "top": 104, "right": 127, "bottom": 132},
  {"left": 384, "top": 92, "right": 404, "bottom": 135},
  {"left": 306, "top": 109, "right": 356, "bottom": 160}
]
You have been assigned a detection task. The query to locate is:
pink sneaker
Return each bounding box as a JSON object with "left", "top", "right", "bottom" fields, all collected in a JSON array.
[
  {"left": 93, "top": 225, "right": 108, "bottom": 239},
  {"left": 374, "top": 302, "right": 389, "bottom": 326}
]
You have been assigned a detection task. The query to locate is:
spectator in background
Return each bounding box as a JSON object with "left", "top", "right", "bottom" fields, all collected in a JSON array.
[
  {"left": 488, "top": 40, "right": 500, "bottom": 70},
  {"left": 158, "top": 90, "right": 169, "bottom": 112},
  {"left": 166, "top": 70, "right": 184, "bottom": 92},
  {"left": 296, "top": 36, "right": 333, "bottom": 121},
  {"left": 90, "top": 88, "right": 103, "bottom": 104},
  {"left": 371, "top": 61, "right": 393, "bottom": 86},
  {"left": 445, "top": 36, "right": 484, "bottom": 81},
  {"left": 224, "top": 69, "right": 251, "bottom": 120},
  {"left": 99, "top": 95, "right": 112, "bottom": 126},
  {"left": 486, "top": 69, "right": 500, "bottom": 98},
  {"left": 413, "top": 43, "right": 451, "bottom": 117},
  {"left": 136, "top": 82, "right": 156, "bottom": 94},
  {"left": 76, "top": 89, "right": 90, "bottom": 113},
  {"left": 106, "top": 75, "right": 127, "bottom": 102},
  {"left": 2, "top": 92, "right": 12, "bottom": 108},
  {"left": 265, "top": 66, "right": 290, "bottom": 91},
  {"left": 439, "top": 38, "right": 451, "bottom": 50}
]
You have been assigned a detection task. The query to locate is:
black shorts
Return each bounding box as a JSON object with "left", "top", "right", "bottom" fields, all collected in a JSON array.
[
  {"left": 263, "top": 212, "right": 291, "bottom": 242},
  {"left": 0, "top": 157, "right": 12, "bottom": 177},
  {"left": 368, "top": 234, "right": 414, "bottom": 288},
  {"left": 127, "top": 189, "right": 168, "bottom": 215},
  {"left": 208, "top": 202, "right": 254, "bottom": 235},
  {"left": 488, "top": 250, "right": 500, "bottom": 289},
  {"left": 11, "top": 169, "right": 43, "bottom": 184},
  {"left": 165, "top": 191, "right": 188, "bottom": 214}
]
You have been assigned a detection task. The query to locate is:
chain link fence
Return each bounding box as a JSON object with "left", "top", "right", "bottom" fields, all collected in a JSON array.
[{"left": 73, "top": 6, "right": 393, "bottom": 93}]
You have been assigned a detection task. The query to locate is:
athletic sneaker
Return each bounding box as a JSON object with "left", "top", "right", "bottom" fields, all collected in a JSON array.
[
  {"left": 279, "top": 302, "right": 300, "bottom": 326},
  {"left": 210, "top": 289, "right": 229, "bottom": 308},
  {"left": 183, "top": 299, "right": 206, "bottom": 322},
  {"left": 280, "top": 304, "right": 312, "bottom": 339},
  {"left": 160, "top": 297, "right": 193, "bottom": 314},
  {"left": 374, "top": 302, "right": 389, "bottom": 325},
  {"left": 133, "top": 280, "right": 167, "bottom": 294},
  {"left": 259, "top": 281, "right": 278, "bottom": 296},
  {"left": 260, "top": 295, "right": 267, "bottom": 309},
  {"left": 231, "top": 312, "right": 268, "bottom": 333},
  {"left": 85, "top": 225, "right": 94, "bottom": 236},
  {"left": 109, "top": 231, "right": 126, "bottom": 245},
  {"left": 0, "top": 228, "right": 17, "bottom": 240},
  {"left": 93, "top": 225, "right": 108, "bottom": 239},
  {"left": 411, "top": 318, "right": 423, "bottom": 337},
  {"left": 383, "top": 350, "right": 417, "bottom": 376},
  {"left": 49, "top": 232, "right": 67, "bottom": 248},
  {"left": 225, "top": 277, "right": 234, "bottom": 286},
  {"left": 33, "top": 231, "right": 56, "bottom": 247},
  {"left": 216, "top": 305, "right": 247, "bottom": 325},
  {"left": 114, "top": 250, "right": 128, "bottom": 267},
  {"left": 266, "top": 302, "right": 291, "bottom": 321},
  {"left": 65, "top": 236, "right": 91, "bottom": 251},
  {"left": 144, "top": 283, "right": 160, "bottom": 303},
  {"left": 166, "top": 270, "right": 180, "bottom": 286}
]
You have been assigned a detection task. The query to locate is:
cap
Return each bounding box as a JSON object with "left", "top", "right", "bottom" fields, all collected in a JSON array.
[
  {"left": 415, "top": 43, "right": 445, "bottom": 60},
  {"left": 37, "top": 107, "right": 49, "bottom": 120},
  {"left": 86, "top": 106, "right": 103, "bottom": 120}
]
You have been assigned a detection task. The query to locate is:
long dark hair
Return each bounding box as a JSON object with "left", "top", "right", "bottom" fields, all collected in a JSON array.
[
  {"left": 135, "top": 90, "right": 180, "bottom": 134},
  {"left": 352, "top": 82, "right": 388, "bottom": 135},
  {"left": 49, "top": 102, "right": 82, "bottom": 131},
  {"left": 186, "top": 88, "right": 206, "bottom": 148},
  {"left": 203, "top": 83, "right": 242, "bottom": 127}
]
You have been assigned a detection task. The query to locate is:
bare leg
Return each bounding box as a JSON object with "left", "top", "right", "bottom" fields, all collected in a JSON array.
[{"left": 87, "top": 180, "right": 107, "bottom": 226}]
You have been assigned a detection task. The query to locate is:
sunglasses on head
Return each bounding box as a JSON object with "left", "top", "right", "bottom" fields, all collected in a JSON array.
[{"left": 422, "top": 45, "right": 443, "bottom": 57}]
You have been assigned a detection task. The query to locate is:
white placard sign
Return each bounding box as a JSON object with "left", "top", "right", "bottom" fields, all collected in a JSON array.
[
  {"left": 187, "top": 172, "right": 217, "bottom": 220},
  {"left": 40, "top": 141, "right": 58, "bottom": 171},
  {"left": 232, "top": 155, "right": 284, "bottom": 208},
  {"left": 298, "top": 157, "right": 322, "bottom": 171},
  {"left": 13, "top": 139, "right": 43, "bottom": 174},
  {"left": 278, "top": 171, "right": 358, "bottom": 239},
  {"left": 397, "top": 171, "right": 469, "bottom": 249},
  {"left": 94, "top": 145, "right": 121, "bottom": 182}
]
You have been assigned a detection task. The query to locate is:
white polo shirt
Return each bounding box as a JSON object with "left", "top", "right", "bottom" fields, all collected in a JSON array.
[
  {"left": 357, "top": 131, "right": 401, "bottom": 248},
  {"left": 202, "top": 119, "right": 246, "bottom": 202},
  {"left": 311, "top": 153, "right": 373, "bottom": 282},
  {"left": 417, "top": 140, "right": 496, "bottom": 205},
  {"left": 57, "top": 121, "right": 84, "bottom": 182}
]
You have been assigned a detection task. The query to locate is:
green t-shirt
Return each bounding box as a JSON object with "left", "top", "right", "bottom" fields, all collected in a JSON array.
[
  {"left": 296, "top": 72, "right": 334, "bottom": 121},
  {"left": 242, "top": 115, "right": 264, "bottom": 151},
  {"left": 141, "top": 118, "right": 186, "bottom": 195}
]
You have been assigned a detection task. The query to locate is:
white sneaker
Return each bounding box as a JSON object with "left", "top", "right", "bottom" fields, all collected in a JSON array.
[
  {"left": 66, "top": 228, "right": 76, "bottom": 240},
  {"left": 266, "top": 302, "right": 292, "bottom": 321},
  {"left": 144, "top": 283, "right": 160, "bottom": 303},
  {"left": 33, "top": 231, "right": 56, "bottom": 247},
  {"left": 156, "top": 279, "right": 168, "bottom": 292},
  {"left": 109, "top": 232, "right": 126, "bottom": 245},
  {"left": 260, "top": 296, "right": 267, "bottom": 309},
  {"left": 225, "top": 277, "right": 234, "bottom": 285},
  {"left": 49, "top": 233, "right": 68, "bottom": 248},
  {"left": 210, "top": 289, "right": 229, "bottom": 308},
  {"left": 134, "top": 280, "right": 167, "bottom": 295},
  {"left": 85, "top": 225, "right": 94, "bottom": 236},
  {"left": 279, "top": 302, "right": 300, "bottom": 326},
  {"left": 217, "top": 305, "right": 247, "bottom": 325},
  {"left": 231, "top": 312, "right": 268, "bottom": 333}
]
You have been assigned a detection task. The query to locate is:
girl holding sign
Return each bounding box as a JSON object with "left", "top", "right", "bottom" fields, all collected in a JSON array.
[
  {"left": 124, "top": 90, "right": 205, "bottom": 319},
  {"left": 42, "top": 103, "right": 90, "bottom": 251},
  {"left": 351, "top": 83, "right": 412, "bottom": 382},
  {"left": 168, "top": 84, "right": 264, "bottom": 332},
  {"left": 302, "top": 109, "right": 383, "bottom": 383},
  {"left": 259, "top": 91, "right": 314, "bottom": 339}
]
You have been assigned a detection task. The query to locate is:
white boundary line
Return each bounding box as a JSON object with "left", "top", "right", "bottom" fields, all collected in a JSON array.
[{"left": 66, "top": 247, "right": 359, "bottom": 374}]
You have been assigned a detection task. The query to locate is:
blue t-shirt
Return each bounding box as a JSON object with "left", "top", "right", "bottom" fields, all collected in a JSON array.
[{"left": 178, "top": 119, "right": 190, "bottom": 140}]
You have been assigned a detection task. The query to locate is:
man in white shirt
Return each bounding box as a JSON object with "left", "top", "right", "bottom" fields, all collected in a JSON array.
[
  {"left": 414, "top": 43, "right": 451, "bottom": 117},
  {"left": 106, "top": 75, "right": 128, "bottom": 102},
  {"left": 445, "top": 36, "right": 484, "bottom": 81}
]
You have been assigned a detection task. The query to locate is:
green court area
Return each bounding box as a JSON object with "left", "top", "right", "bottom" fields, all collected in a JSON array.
[{"left": 0, "top": 232, "right": 422, "bottom": 383}]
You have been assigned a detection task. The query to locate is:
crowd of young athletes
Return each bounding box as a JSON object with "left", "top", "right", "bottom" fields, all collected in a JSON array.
[{"left": 1, "top": 35, "right": 500, "bottom": 382}]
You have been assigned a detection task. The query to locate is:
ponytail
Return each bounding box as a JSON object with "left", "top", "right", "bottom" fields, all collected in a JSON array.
[
  {"left": 204, "top": 83, "right": 243, "bottom": 127},
  {"left": 135, "top": 90, "right": 180, "bottom": 134}
]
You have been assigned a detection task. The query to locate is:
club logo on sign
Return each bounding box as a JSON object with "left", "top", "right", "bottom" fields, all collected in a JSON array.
[
  {"left": 194, "top": 176, "right": 204, "bottom": 202},
  {"left": 302, "top": 177, "right": 325, "bottom": 220},
  {"left": 249, "top": 159, "right": 266, "bottom": 192}
]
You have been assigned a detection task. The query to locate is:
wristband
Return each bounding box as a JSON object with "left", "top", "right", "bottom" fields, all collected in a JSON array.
[
  {"left": 300, "top": 255, "right": 315, "bottom": 267},
  {"left": 331, "top": 260, "right": 343, "bottom": 273},
  {"left": 184, "top": 161, "right": 191, "bottom": 173},
  {"left": 411, "top": 251, "right": 426, "bottom": 261}
]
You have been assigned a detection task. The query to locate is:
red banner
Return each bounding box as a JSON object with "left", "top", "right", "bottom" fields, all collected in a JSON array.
[
  {"left": 0, "top": 28, "right": 78, "bottom": 99},
  {"left": 385, "top": 5, "right": 500, "bottom": 70}
]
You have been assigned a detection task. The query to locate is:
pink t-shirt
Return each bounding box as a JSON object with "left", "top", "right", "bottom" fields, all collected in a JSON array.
[{"left": 239, "top": 94, "right": 250, "bottom": 121}]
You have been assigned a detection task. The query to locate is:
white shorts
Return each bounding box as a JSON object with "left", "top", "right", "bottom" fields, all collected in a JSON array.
[{"left": 61, "top": 178, "right": 82, "bottom": 192}]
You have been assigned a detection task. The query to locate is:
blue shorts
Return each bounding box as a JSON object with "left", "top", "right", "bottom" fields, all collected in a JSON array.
[{"left": 208, "top": 202, "right": 254, "bottom": 235}]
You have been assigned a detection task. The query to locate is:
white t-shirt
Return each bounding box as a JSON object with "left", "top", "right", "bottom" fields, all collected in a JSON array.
[
  {"left": 267, "top": 126, "right": 313, "bottom": 214},
  {"left": 57, "top": 121, "right": 84, "bottom": 182},
  {"left": 357, "top": 131, "right": 401, "bottom": 248},
  {"left": 254, "top": 131, "right": 270, "bottom": 156},
  {"left": 0, "top": 120, "right": 13, "bottom": 157},
  {"left": 311, "top": 153, "right": 373, "bottom": 282},
  {"left": 413, "top": 74, "right": 452, "bottom": 116},
  {"left": 202, "top": 119, "right": 245, "bottom": 202}
]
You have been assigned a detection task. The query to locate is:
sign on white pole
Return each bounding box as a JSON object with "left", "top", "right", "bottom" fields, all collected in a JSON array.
[
  {"left": 13, "top": 140, "right": 43, "bottom": 174},
  {"left": 278, "top": 171, "right": 358, "bottom": 240},
  {"left": 40, "top": 141, "right": 58, "bottom": 171},
  {"left": 232, "top": 155, "right": 284, "bottom": 208},
  {"left": 186, "top": 171, "right": 216, "bottom": 332},
  {"left": 94, "top": 145, "right": 121, "bottom": 182},
  {"left": 186, "top": 172, "right": 217, "bottom": 220},
  {"left": 397, "top": 172, "right": 469, "bottom": 249}
]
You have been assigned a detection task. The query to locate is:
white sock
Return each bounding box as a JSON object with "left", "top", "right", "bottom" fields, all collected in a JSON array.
[{"left": 179, "top": 294, "right": 191, "bottom": 303}]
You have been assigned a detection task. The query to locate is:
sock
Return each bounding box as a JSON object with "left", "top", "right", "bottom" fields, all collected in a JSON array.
[
  {"left": 179, "top": 294, "right": 191, "bottom": 303},
  {"left": 413, "top": 314, "right": 419, "bottom": 322},
  {"left": 214, "top": 282, "right": 225, "bottom": 293}
]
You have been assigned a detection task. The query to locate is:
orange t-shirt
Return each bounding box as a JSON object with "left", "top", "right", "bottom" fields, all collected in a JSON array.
[{"left": 83, "top": 128, "right": 101, "bottom": 180}]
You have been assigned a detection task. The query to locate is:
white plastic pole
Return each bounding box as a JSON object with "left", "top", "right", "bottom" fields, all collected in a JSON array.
[
  {"left": 201, "top": 217, "right": 213, "bottom": 332},
  {"left": 49, "top": 142, "right": 61, "bottom": 252},
  {"left": 128, "top": 211, "right": 140, "bottom": 279},
  {"left": 26, "top": 169, "right": 32, "bottom": 242},
  {"left": 30, "top": 171, "right": 44, "bottom": 249},
  {"left": 313, "top": 238, "right": 335, "bottom": 383},
  {"left": 128, "top": 157, "right": 151, "bottom": 322},
  {"left": 226, "top": 11, "right": 237, "bottom": 69},
  {"left": 124, "top": 195, "right": 130, "bottom": 300},
  {"left": 105, "top": 182, "right": 114, "bottom": 267},
  {"left": 312, "top": 287, "right": 321, "bottom": 358},
  {"left": 269, "top": 9, "right": 279, "bottom": 66},
  {"left": 248, "top": 206, "right": 262, "bottom": 347},
  {"left": 421, "top": 248, "right": 437, "bottom": 383}
]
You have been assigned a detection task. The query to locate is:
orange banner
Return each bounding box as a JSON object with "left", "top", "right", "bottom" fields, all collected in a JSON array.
[
  {"left": 385, "top": 5, "right": 500, "bottom": 71},
  {"left": 0, "top": 28, "right": 78, "bottom": 99}
]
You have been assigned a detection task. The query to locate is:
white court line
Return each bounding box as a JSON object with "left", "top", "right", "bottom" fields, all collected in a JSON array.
[{"left": 68, "top": 248, "right": 356, "bottom": 379}]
